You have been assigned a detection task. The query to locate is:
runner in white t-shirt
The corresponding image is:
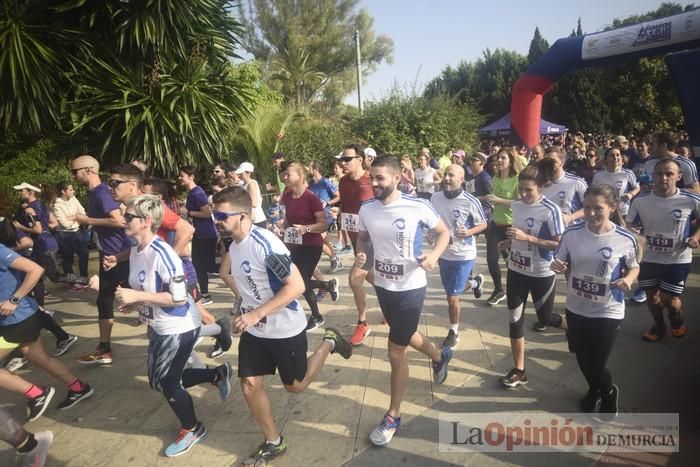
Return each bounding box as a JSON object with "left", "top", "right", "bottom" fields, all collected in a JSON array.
[
  {"left": 553, "top": 184, "right": 640, "bottom": 420},
  {"left": 114, "top": 195, "right": 232, "bottom": 457},
  {"left": 355, "top": 156, "right": 452, "bottom": 447},
  {"left": 431, "top": 164, "right": 487, "bottom": 349},
  {"left": 627, "top": 159, "right": 700, "bottom": 342},
  {"left": 539, "top": 146, "right": 587, "bottom": 225},
  {"left": 591, "top": 147, "right": 639, "bottom": 216},
  {"left": 642, "top": 131, "right": 699, "bottom": 193},
  {"left": 497, "top": 166, "right": 565, "bottom": 388},
  {"left": 415, "top": 153, "right": 441, "bottom": 200},
  {"left": 211, "top": 186, "right": 351, "bottom": 466}
]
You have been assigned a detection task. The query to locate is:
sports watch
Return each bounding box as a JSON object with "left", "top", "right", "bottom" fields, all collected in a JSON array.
[{"left": 9, "top": 295, "right": 22, "bottom": 305}]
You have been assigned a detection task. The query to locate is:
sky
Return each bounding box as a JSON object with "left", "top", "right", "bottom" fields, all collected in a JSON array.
[{"left": 345, "top": 0, "right": 676, "bottom": 105}]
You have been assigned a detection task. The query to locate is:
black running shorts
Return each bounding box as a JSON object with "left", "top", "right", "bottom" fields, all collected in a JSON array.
[{"left": 238, "top": 330, "right": 308, "bottom": 386}]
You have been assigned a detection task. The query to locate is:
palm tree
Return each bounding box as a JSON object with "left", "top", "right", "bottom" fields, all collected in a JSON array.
[{"left": 269, "top": 47, "right": 326, "bottom": 107}]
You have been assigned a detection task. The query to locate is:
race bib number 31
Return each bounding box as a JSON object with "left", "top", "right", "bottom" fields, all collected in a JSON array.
[
  {"left": 341, "top": 213, "right": 360, "bottom": 232},
  {"left": 284, "top": 227, "right": 303, "bottom": 245}
]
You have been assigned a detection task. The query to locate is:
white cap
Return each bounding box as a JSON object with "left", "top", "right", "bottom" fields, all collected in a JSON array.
[
  {"left": 365, "top": 147, "right": 377, "bottom": 158},
  {"left": 235, "top": 162, "right": 255, "bottom": 174},
  {"left": 13, "top": 182, "right": 41, "bottom": 193}
]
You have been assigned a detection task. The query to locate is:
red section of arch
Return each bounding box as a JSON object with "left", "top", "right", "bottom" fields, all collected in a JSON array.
[{"left": 511, "top": 75, "right": 556, "bottom": 148}]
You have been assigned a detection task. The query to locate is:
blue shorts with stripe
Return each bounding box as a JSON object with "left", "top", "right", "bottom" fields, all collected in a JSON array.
[{"left": 638, "top": 262, "right": 691, "bottom": 297}]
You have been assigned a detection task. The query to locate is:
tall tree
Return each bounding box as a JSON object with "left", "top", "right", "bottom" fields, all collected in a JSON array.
[
  {"left": 0, "top": 0, "right": 255, "bottom": 174},
  {"left": 527, "top": 27, "right": 550, "bottom": 65},
  {"left": 238, "top": 0, "right": 394, "bottom": 106}
]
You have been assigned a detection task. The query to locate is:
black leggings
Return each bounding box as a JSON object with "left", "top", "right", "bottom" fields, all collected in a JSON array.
[
  {"left": 290, "top": 245, "right": 332, "bottom": 319},
  {"left": 192, "top": 238, "right": 217, "bottom": 295},
  {"left": 566, "top": 310, "right": 621, "bottom": 396},
  {"left": 486, "top": 223, "right": 508, "bottom": 292},
  {"left": 97, "top": 256, "right": 129, "bottom": 320},
  {"left": 147, "top": 327, "right": 216, "bottom": 429},
  {"left": 507, "top": 269, "right": 561, "bottom": 338}
]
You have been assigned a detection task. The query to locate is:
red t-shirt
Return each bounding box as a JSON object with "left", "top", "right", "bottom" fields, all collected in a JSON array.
[
  {"left": 281, "top": 189, "right": 324, "bottom": 247},
  {"left": 338, "top": 171, "right": 374, "bottom": 240},
  {"left": 156, "top": 205, "right": 181, "bottom": 241}
]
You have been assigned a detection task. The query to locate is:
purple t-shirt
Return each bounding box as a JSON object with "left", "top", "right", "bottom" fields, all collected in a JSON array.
[
  {"left": 87, "top": 183, "right": 130, "bottom": 255},
  {"left": 186, "top": 186, "right": 217, "bottom": 239},
  {"left": 27, "top": 200, "right": 58, "bottom": 253}
]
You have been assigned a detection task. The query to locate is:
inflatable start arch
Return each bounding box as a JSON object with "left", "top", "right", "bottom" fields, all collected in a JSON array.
[{"left": 510, "top": 9, "right": 700, "bottom": 152}]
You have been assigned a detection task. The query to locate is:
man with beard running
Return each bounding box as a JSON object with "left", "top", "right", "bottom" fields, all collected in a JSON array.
[{"left": 356, "top": 156, "right": 452, "bottom": 446}]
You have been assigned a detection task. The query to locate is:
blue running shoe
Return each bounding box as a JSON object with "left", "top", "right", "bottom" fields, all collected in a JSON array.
[
  {"left": 164, "top": 422, "right": 206, "bottom": 457},
  {"left": 433, "top": 347, "right": 452, "bottom": 384},
  {"left": 215, "top": 362, "right": 233, "bottom": 401},
  {"left": 369, "top": 413, "right": 401, "bottom": 446}
]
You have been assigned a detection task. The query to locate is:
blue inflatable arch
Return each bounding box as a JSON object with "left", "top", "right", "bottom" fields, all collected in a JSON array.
[{"left": 510, "top": 9, "right": 700, "bottom": 151}]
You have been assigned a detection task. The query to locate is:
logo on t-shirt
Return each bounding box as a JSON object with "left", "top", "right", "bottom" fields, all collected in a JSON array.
[
  {"left": 525, "top": 217, "right": 535, "bottom": 228},
  {"left": 138, "top": 270, "right": 146, "bottom": 283},
  {"left": 393, "top": 218, "right": 407, "bottom": 257},
  {"left": 241, "top": 260, "right": 252, "bottom": 273}
]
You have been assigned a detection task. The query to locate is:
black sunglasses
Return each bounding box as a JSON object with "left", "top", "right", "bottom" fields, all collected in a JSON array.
[
  {"left": 339, "top": 156, "right": 360, "bottom": 163},
  {"left": 71, "top": 166, "right": 90, "bottom": 175},
  {"left": 124, "top": 212, "right": 145, "bottom": 223},
  {"left": 108, "top": 178, "right": 133, "bottom": 189}
]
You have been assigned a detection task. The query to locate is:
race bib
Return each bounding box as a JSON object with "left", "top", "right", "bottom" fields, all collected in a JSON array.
[
  {"left": 283, "top": 227, "right": 303, "bottom": 245},
  {"left": 374, "top": 257, "right": 405, "bottom": 280},
  {"left": 137, "top": 304, "right": 154, "bottom": 325},
  {"left": 646, "top": 233, "right": 674, "bottom": 253},
  {"left": 571, "top": 275, "right": 607, "bottom": 302},
  {"left": 510, "top": 249, "right": 533, "bottom": 272},
  {"left": 241, "top": 306, "right": 266, "bottom": 329},
  {"left": 341, "top": 213, "right": 360, "bottom": 232}
]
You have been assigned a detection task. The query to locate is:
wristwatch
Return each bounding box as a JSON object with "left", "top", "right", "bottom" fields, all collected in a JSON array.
[{"left": 9, "top": 295, "right": 22, "bottom": 305}]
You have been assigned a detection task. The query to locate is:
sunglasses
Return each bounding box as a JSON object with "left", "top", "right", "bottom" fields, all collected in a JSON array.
[
  {"left": 107, "top": 178, "right": 133, "bottom": 189},
  {"left": 211, "top": 211, "right": 244, "bottom": 221},
  {"left": 124, "top": 212, "right": 145, "bottom": 223},
  {"left": 339, "top": 156, "right": 360, "bottom": 163},
  {"left": 71, "top": 166, "right": 90, "bottom": 175}
]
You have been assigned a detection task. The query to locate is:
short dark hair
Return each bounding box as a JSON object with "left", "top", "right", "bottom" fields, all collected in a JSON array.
[
  {"left": 371, "top": 155, "right": 401, "bottom": 174},
  {"left": 212, "top": 186, "right": 252, "bottom": 213},
  {"left": 518, "top": 165, "right": 540, "bottom": 185},
  {"left": 57, "top": 181, "right": 72, "bottom": 193},
  {"left": 344, "top": 143, "right": 365, "bottom": 158},
  {"left": 654, "top": 131, "right": 679, "bottom": 151},
  {"left": 180, "top": 165, "right": 197, "bottom": 177},
  {"left": 219, "top": 161, "right": 237, "bottom": 173},
  {"left": 536, "top": 157, "right": 558, "bottom": 185},
  {"left": 111, "top": 163, "right": 144, "bottom": 186},
  {"left": 143, "top": 178, "right": 168, "bottom": 198},
  {"left": 271, "top": 152, "right": 286, "bottom": 161},
  {"left": 653, "top": 158, "right": 681, "bottom": 173}
]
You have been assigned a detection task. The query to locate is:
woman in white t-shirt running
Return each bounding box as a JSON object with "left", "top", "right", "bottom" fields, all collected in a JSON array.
[{"left": 552, "top": 184, "right": 640, "bottom": 420}]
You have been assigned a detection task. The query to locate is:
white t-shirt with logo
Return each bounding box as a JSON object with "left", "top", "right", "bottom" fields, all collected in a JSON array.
[
  {"left": 415, "top": 167, "right": 438, "bottom": 194},
  {"left": 555, "top": 222, "right": 639, "bottom": 319},
  {"left": 358, "top": 194, "right": 441, "bottom": 291},
  {"left": 627, "top": 189, "right": 700, "bottom": 264},
  {"left": 643, "top": 156, "right": 699, "bottom": 189},
  {"left": 542, "top": 173, "right": 588, "bottom": 215},
  {"left": 431, "top": 190, "right": 486, "bottom": 261},
  {"left": 228, "top": 226, "right": 307, "bottom": 339},
  {"left": 128, "top": 237, "right": 201, "bottom": 335},
  {"left": 591, "top": 169, "right": 639, "bottom": 215},
  {"left": 508, "top": 197, "right": 564, "bottom": 278}
]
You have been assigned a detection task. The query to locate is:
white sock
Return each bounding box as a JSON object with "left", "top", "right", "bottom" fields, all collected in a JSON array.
[
  {"left": 323, "top": 337, "right": 336, "bottom": 351},
  {"left": 450, "top": 324, "right": 459, "bottom": 334},
  {"left": 267, "top": 437, "right": 281, "bottom": 446}
]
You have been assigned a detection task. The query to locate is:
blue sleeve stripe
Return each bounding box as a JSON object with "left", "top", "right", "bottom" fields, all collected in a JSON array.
[
  {"left": 542, "top": 198, "right": 564, "bottom": 234},
  {"left": 150, "top": 239, "right": 178, "bottom": 273},
  {"left": 250, "top": 229, "right": 272, "bottom": 255},
  {"left": 680, "top": 189, "right": 700, "bottom": 202},
  {"left": 462, "top": 192, "right": 487, "bottom": 221},
  {"left": 614, "top": 226, "right": 638, "bottom": 251}
]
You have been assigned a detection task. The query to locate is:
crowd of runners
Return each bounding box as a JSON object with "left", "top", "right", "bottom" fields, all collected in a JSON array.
[{"left": 0, "top": 129, "right": 698, "bottom": 466}]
